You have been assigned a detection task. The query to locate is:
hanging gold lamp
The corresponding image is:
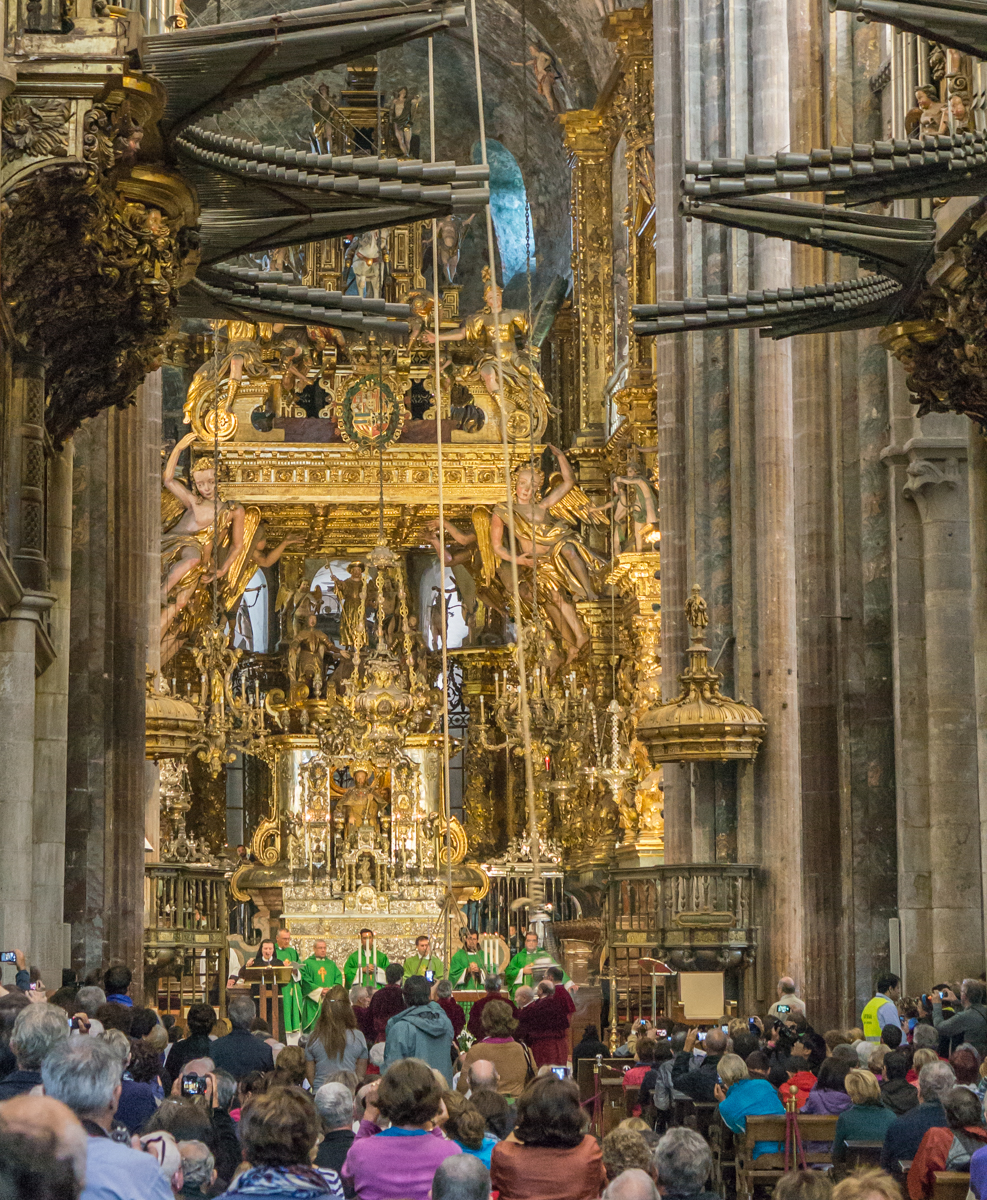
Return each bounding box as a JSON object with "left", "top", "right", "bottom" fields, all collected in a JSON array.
[{"left": 636, "top": 585, "right": 766, "bottom": 762}]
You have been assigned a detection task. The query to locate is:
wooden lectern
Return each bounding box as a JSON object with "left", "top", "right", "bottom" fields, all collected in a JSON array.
[{"left": 243, "top": 963, "right": 294, "bottom": 1042}]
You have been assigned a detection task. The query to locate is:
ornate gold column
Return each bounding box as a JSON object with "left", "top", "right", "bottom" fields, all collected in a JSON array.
[
  {"left": 606, "top": 8, "right": 657, "bottom": 444},
  {"left": 560, "top": 110, "right": 612, "bottom": 441}
]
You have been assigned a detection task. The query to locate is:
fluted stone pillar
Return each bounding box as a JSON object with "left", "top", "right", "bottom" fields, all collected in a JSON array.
[
  {"left": 65, "top": 395, "right": 150, "bottom": 993},
  {"left": 0, "top": 355, "right": 54, "bottom": 960},
  {"left": 0, "top": 597, "right": 47, "bottom": 955},
  {"left": 32, "top": 444, "right": 74, "bottom": 987},
  {"left": 652, "top": 0, "right": 690, "bottom": 862},
  {"left": 750, "top": 0, "right": 803, "bottom": 987},
  {"left": 901, "top": 433, "right": 982, "bottom": 982},
  {"left": 968, "top": 425, "right": 987, "bottom": 970}
]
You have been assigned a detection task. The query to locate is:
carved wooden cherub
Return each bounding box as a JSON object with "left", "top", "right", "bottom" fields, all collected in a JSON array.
[{"left": 287, "top": 612, "right": 333, "bottom": 698}]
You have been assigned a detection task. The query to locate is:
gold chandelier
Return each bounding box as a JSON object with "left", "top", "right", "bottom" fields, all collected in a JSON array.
[{"left": 321, "top": 538, "right": 437, "bottom": 767}]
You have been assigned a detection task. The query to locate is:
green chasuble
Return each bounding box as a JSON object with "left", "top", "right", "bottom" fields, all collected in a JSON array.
[
  {"left": 504, "top": 948, "right": 570, "bottom": 998},
  {"left": 343, "top": 948, "right": 389, "bottom": 989},
  {"left": 300, "top": 955, "right": 343, "bottom": 1030},
  {"left": 402, "top": 953, "right": 445, "bottom": 980},
  {"left": 279, "top": 946, "right": 303, "bottom": 1034},
  {"left": 449, "top": 948, "right": 488, "bottom": 989}
]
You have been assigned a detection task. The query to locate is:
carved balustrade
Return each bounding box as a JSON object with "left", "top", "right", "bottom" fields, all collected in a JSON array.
[
  {"left": 607, "top": 863, "right": 759, "bottom": 972},
  {"left": 144, "top": 863, "right": 229, "bottom": 1017}
]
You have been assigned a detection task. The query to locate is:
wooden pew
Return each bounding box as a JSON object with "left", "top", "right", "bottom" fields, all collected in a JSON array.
[
  {"left": 574, "top": 1057, "right": 630, "bottom": 1136},
  {"left": 842, "top": 1140, "right": 885, "bottom": 1172},
  {"left": 735, "top": 1114, "right": 839, "bottom": 1200},
  {"left": 932, "top": 1172, "right": 971, "bottom": 1200},
  {"left": 671, "top": 1096, "right": 719, "bottom": 1138},
  {"left": 709, "top": 1112, "right": 736, "bottom": 1198}
]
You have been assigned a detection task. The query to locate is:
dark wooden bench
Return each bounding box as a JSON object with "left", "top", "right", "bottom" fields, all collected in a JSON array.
[
  {"left": 932, "top": 1172, "right": 971, "bottom": 1200},
  {"left": 735, "top": 1114, "right": 839, "bottom": 1200},
  {"left": 842, "top": 1140, "right": 885, "bottom": 1171},
  {"left": 672, "top": 1096, "right": 719, "bottom": 1139},
  {"left": 709, "top": 1113, "right": 736, "bottom": 1198}
]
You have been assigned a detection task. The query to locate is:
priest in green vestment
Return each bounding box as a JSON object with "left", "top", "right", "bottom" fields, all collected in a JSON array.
[
  {"left": 449, "top": 929, "right": 490, "bottom": 989},
  {"left": 402, "top": 934, "right": 444, "bottom": 980},
  {"left": 300, "top": 939, "right": 344, "bottom": 1031},
  {"left": 343, "top": 928, "right": 389, "bottom": 989},
  {"left": 504, "top": 930, "right": 570, "bottom": 999},
  {"left": 275, "top": 928, "right": 303, "bottom": 1036}
]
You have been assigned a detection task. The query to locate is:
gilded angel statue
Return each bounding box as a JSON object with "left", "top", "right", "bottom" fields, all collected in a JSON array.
[
  {"left": 160, "top": 432, "right": 255, "bottom": 665},
  {"left": 485, "top": 446, "right": 606, "bottom": 662},
  {"left": 424, "top": 267, "right": 550, "bottom": 441}
]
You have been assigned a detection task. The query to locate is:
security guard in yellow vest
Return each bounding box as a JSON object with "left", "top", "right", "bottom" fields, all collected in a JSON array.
[{"left": 862, "top": 972, "right": 903, "bottom": 1041}]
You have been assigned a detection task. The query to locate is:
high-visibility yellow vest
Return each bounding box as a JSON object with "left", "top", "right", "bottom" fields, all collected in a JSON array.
[{"left": 861, "top": 994, "right": 887, "bottom": 1041}]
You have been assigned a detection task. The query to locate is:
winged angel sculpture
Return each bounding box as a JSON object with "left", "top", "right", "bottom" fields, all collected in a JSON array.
[{"left": 431, "top": 447, "right": 606, "bottom": 663}]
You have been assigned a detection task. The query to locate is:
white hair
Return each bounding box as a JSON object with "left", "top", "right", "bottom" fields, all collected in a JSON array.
[
  {"left": 654, "top": 1127, "right": 712, "bottom": 1193},
  {"left": 315, "top": 1082, "right": 354, "bottom": 1129},
  {"left": 11, "top": 1004, "right": 69, "bottom": 1070},
  {"left": 41, "top": 1037, "right": 122, "bottom": 1117},
  {"left": 178, "top": 1141, "right": 215, "bottom": 1189},
  {"left": 604, "top": 1169, "right": 660, "bottom": 1200}
]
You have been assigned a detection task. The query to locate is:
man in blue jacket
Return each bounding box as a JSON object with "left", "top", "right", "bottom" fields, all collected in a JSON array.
[{"left": 383, "top": 976, "right": 456, "bottom": 1084}]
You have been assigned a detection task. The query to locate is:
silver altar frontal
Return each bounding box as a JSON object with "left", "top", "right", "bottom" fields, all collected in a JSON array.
[{"left": 236, "top": 723, "right": 459, "bottom": 964}]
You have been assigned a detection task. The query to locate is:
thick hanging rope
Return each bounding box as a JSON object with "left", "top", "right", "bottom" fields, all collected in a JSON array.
[
  {"left": 467, "top": 0, "right": 543, "bottom": 901},
  {"left": 428, "top": 35, "right": 457, "bottom": 971}
]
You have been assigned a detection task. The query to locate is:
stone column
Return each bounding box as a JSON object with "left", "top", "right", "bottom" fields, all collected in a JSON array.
[
  {"left": 652, "top": 0, "right": 690, "bottom": 863},
  {"left": 968, "top": 425, "right": 987, "bottom": 970},
  {"left": 901, "top": 432, "right": 982, "bottom": 982},
  {"left": 31, "top": 443, "right": 73, "bottom": 987},
  {"left": 751, "top": 0, "right": 803, "bottom": 985},
  {"left": 105, "top": 401, "right": 151, "bottom": 994},
  {"left": 65, "top": 394, "right": 151, "bottom": 992},
  {"left": 0, "top": 354, "right": 54, "bottom": 959},
  {"left": 0, "top": 595, "right": 50, "bottom": 955}
]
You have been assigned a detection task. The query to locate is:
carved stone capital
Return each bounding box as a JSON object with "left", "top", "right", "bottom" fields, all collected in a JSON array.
[{"left": 903, "top": 455, "right": 962, "bottom": 500}]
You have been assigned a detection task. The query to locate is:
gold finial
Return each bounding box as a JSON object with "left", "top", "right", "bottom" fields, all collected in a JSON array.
[{"left": 684, "top": 583, "right": 708, "bottom": 632}]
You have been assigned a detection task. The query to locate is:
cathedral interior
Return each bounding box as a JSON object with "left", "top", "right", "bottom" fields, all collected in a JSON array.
[{"left": 1, "top": 0, "right": 985, "bottom": 1035}]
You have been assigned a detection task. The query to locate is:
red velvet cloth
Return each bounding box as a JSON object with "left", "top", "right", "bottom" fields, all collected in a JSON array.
[
  {"left": 438, "top": 996, "right": 466, "bottom": 1039},
  {"left": 467, "top": 993, "right": 519, "bottom": 1042},
  {"left": 516, "top": 987, "right": 575, "bottom": 1067},
  {"left": 367, "top": 984, "right": 406, "bottom": 1044},
  {"left": 354, "top": 1004, "right": 374, "bottom": 1043}
]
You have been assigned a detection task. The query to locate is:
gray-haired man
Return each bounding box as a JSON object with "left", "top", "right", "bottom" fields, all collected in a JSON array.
[
  {"left": 653, "top": 1127, "right": 718, "bottom": 1200},
  {"left": 0, "top": 1003, "right": 68, "bottom": 1100},
  {"left": 42, "top": 1037, "right": 173, "bottom": 1200},
  {"left": 177, "top": 1140, "right": 216, "bottom": 1196},
  {"left": 315, "top": 1081, "right": 355, "bottom": 1173},
  {"left": 208, "top": 995, "right": 275, "bottom": 1080},
  {"left": 880, "top": 1060, "right": 956, "bottom": 1172}
]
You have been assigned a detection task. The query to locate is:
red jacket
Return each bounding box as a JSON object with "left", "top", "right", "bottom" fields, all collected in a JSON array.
[
  {"left": 908, "top": 1124, "right": 987, "bottom": 1200},
  {"left": 778, "top": 1071, "right": 818, "bottom": 1111}
]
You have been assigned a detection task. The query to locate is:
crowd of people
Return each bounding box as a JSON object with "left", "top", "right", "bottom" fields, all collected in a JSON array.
[{"left": 1, "top": 944, "right": 984, "bottom": 1200}]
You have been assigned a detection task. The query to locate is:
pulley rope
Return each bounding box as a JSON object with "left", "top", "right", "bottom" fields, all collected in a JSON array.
[
  {"left": 467, "top": 0, "right": 542, "bottom": 902},
  {"left": 427, "top": 35, "right": 458, "bottom": 972}
]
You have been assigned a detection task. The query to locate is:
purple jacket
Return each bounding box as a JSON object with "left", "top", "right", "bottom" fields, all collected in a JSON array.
[
  {"left": 341, "top": 1121, "right": 461, "bottom": 1200},
  {"left": 801, "top": 1087, "right": 853, "bottom": 1115}
]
